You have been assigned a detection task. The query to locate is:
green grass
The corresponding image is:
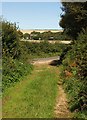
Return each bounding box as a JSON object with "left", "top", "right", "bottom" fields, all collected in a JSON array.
[{"left": 3, "top": 65, "right": 59, "bottom": 118}]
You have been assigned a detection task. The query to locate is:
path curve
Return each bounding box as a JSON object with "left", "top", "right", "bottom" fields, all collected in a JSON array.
[{"left": 32, "top": 56, "right": 60, "bottom": 65}]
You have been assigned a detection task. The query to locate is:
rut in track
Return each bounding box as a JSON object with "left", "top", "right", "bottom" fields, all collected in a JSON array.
[{"left": 54, "top": 84, "right": 73, "bottom": 118}]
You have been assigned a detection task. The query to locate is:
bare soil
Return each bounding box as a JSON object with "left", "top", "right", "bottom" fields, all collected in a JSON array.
[
  {"left": 54, "top": 85, "right": 73, "bottom": 118},
  {"left": 32, "top": 56, "right": 60, "bottom": 65}
]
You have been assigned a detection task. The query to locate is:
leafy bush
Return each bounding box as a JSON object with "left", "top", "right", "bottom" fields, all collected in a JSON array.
[
  {"left": 60, "top": 29, "right": 87, "bottom": 118},
  {"left": 23, "top": 33, "right": 30, "bottom": 39},
  {"left": 2, "top": 56, "right": 33, "bottom": 90},
  {"left": 2, "top": 21, "right": 33, "bottom": 91},
  {"left": 21, "top": 41, "right": 67, "bottom": 57},
  {"left": 2, "top": 21, "right": 20, "bottom": 59}
]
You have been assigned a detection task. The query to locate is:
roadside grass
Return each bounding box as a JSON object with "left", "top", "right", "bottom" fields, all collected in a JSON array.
[{"left": 3, "top": 65, "right": 59, "bottom": 118}]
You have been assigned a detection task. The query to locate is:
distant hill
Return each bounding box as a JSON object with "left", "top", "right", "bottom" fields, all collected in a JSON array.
[{"left": 20, "top": 29, "right": 63, "bottom": 34}]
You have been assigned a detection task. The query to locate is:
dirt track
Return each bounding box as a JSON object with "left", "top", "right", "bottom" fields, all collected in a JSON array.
[
  {"left": 32, "top": 56, "right": 60, "bottom": 65},
  {"left": 54, "top": 85, "right": 73, "bottom": 118}
]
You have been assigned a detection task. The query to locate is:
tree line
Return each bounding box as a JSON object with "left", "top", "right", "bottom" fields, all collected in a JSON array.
[{"left": 19, "top": 30, "right": 71, "bottom": 40}]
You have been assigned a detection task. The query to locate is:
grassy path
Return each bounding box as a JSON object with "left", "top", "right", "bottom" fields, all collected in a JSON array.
[
  {"left": 3, "top": 64, "right": 60, "bottom": 118},
  {"left": 3, "top": 64, "right": 73, "bottom": 118}
]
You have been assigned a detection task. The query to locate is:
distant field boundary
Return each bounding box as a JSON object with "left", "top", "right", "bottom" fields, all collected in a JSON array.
[
  {"left": 20, "top": 39, "right": 72, "bottom": 44},
  {"left": 21, "top": 29, "right": 63, "bottom": 34}
]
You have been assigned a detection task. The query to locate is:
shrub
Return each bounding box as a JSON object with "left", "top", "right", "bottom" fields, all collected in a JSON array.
[
  {"left": 2, "top": 21, "right": 20, "bottom": 59},
  {"left": 60, "top": 29, "right": 87, "bottom": 118},
  {"left": 22, "top": 41, "right": 67, "bottom": 57},
  {"left": 2, "top": 56, "right": 33, "bottom": 91},
  {"left": 2, "top": 21, "right": 33, "bottom": 91}
]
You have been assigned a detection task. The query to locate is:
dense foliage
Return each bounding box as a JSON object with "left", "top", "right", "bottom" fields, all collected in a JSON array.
[
  {"left": 2, "top": 21, "right": 33, "bottom": 90},
  {"left": 60, "top": 2, "right": 87, "bottom": 118},
  {"left": 61, "top": 30, "right": 87, "bottom": 118},
  {"left": 23, "top": 33, "right": 30, "bottom": 39},
  {"left": 2, "top": 21, "right": 20, "bottom": 59},
  {"left": 40, "top": 31, "right": 71, "bottom": 40},
  {"left": 60, "top": 2, "right": 87, "bottom": 39},
  {"left": 21, "top": 41, "right": 67, "bottom": 57}
]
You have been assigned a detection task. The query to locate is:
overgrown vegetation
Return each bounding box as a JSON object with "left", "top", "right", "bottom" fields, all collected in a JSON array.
[
  {"left": 61, "top": 30, "right": 87, "bottom": 118},
  {"left": 2, "top": 21, "right": 33, "bottom": 91},
  {"left": 3, "top": 57, "right": 33, "bottom": 90},
  {"left": 60, "top": 2, "right": 87, "bottom": 40},
  {"left": 59, "top": 2, "right": 87, "bottom": 119},
  {"left": 21, "top": 41, "right": 67, "bottom": 58}
]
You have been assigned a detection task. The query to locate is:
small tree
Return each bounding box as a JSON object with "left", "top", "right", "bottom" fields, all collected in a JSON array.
[
  {"left": 59, "top": 2, "right": 87, "bottom": 39},
  {"left": 30, "top": 31, "right": 41, "bottom": 40},
  {"left": 23, "top": 33, "right": 30, "bottom": 40},
  {"left": 2, "top": 21, "right": 20, "bottom": 58}
]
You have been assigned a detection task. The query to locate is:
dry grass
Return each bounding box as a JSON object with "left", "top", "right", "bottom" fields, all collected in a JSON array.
[{"left": 20, "top": 29, "right": 63, "bottom": 34}]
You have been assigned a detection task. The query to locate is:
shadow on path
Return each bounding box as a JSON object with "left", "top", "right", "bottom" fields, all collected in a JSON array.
[{"left": 49, "top": 60, "right": 62, "bottom": 66}]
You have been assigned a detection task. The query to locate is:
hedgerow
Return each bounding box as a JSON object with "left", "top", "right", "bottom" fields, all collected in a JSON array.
[
  {"left": 2, "top": 21, "right": 33, "bottom": 91},
  {"left": 60, "top": 29, "right": 87, "bottom": 118},
  {"left": 2, "top": 56, "right": 33, "bottom": 90},
  {"left": 21, "top": 41, "right": 67, "bottom": 57}
]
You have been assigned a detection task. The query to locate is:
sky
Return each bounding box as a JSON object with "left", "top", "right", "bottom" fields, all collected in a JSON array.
[{"left": 2, "top": 2, "right": 63, "bottom": 30}]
